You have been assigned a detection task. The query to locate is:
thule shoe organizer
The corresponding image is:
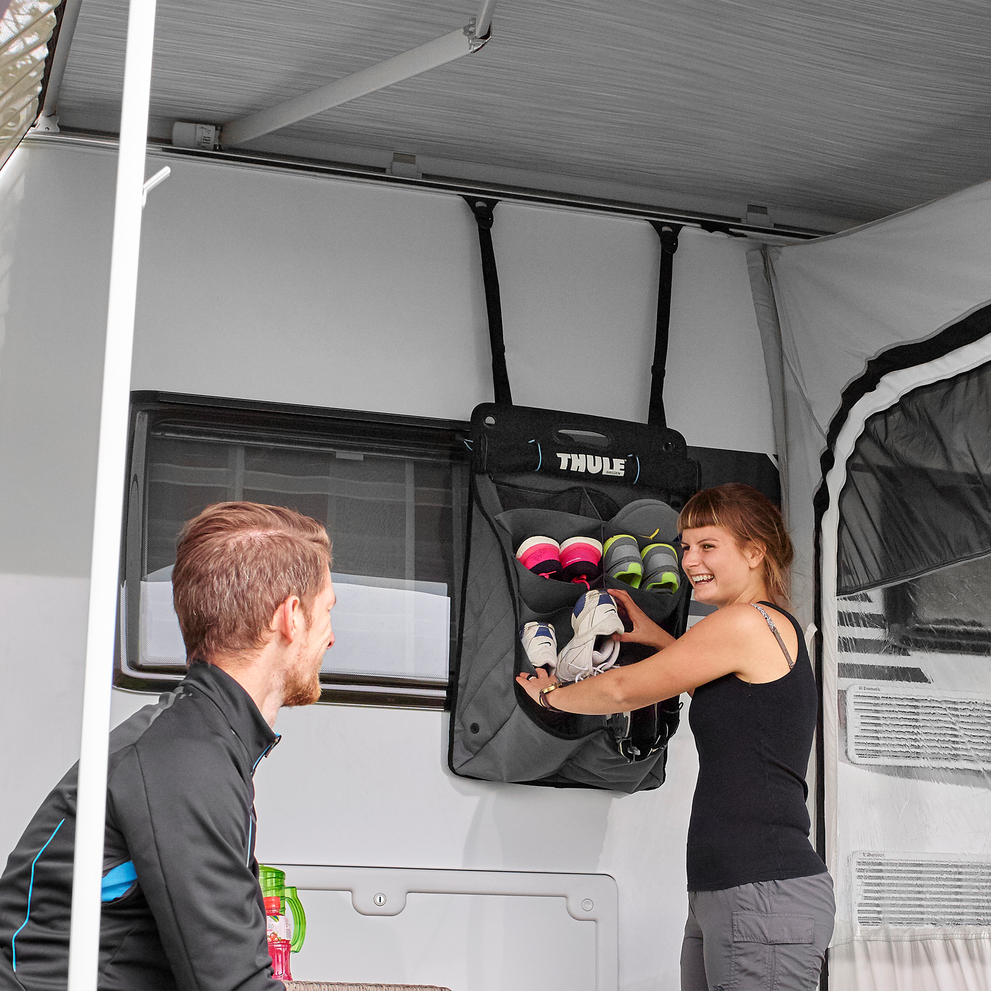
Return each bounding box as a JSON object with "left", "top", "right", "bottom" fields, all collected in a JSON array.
[
  {"left": 449, "top": 203, "right": 698, "bottom": 792},
  {"left": 449, "top": 403, "right": 700, "bottom": 793}
]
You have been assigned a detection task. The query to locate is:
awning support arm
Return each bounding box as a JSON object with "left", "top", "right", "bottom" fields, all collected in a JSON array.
[
  {"left": 35, "top": 0, "right": 83, "bottom": 128},
  {"left": 220, "top": 4, "right": 494, "bottom": 148}
]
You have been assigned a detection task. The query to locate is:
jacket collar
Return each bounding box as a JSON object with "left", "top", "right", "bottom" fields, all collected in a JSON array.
[{"left": 183, "top": 660, "right": 280, "bottom": 769}]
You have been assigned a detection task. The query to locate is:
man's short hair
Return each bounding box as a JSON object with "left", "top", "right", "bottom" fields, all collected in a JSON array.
[{"left": 172, "top": 502, "right": 331, "bottom": 663}]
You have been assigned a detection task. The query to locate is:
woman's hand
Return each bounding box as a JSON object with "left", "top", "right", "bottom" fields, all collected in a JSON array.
[
  {"left": 515, "top": 667, "right": 558, "bottom": 706},
  {"left": 609, "top": 587, "right": 677, "bottom": 650}
]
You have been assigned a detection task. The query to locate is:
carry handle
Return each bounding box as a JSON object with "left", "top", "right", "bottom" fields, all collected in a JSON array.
[
  {"left": 483, "top": 414, "right": 613, "bottom": 452},
  {"left": 553, "top": 427, "right": 612, "bottom": 449},
  {"left": 285, "top": 886, "right": 306, "bottom": 953}
]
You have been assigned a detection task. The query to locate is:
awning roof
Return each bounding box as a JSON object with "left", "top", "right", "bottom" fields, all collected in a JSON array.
[{"left": 9, "top": 0, "right": 991, "bottom": 233}]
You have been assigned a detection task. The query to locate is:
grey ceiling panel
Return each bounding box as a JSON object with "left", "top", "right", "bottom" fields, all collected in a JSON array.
[{"left": 48, "top": 0, "right": 991, "bottom": 230}]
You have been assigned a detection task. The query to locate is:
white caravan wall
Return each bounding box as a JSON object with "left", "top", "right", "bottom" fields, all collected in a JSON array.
[
  {"left": 0, "top": 140, "right": 774, "bottom": 990},
  {"left": 127, "top": 147, "right": 774, "bottom": 454},
  {"left": 0, "top": 145, "right": 113, "bottom": 847}
]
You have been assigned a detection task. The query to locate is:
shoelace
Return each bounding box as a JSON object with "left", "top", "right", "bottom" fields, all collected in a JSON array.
[
  {"left": 572, "top": 647, "right": 619, "bottom": 681},
  {"left": 574, "top": 660, "right": 614, "bottom": 682}
]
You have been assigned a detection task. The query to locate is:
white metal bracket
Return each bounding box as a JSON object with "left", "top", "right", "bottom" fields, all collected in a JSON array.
[
  {"left": 29, "top": 113, "right": 60, "bottom": 134},
  {"left": 463, "top": 17, "right": 491, "bottom": 53},
  {"left": 141, "top": 166, "right": 171, "bottom": 206}
]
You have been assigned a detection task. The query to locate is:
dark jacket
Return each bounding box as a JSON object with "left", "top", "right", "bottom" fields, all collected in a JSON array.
[{"left": 0, "top": 662, "right": 285, "bottom": 991}]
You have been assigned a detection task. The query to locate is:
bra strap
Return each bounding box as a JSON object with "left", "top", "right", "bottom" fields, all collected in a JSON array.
[{"left": 751, "top": 602, "right": 794, "bottom": 670}]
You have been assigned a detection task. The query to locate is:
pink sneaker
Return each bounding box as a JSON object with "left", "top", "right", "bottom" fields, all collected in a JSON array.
[
  {"left": 559, "top": 536, "right": 603, "bottom": 587},
  {"left": 516, "top": 536, "right": 563, "bottom": 580}
]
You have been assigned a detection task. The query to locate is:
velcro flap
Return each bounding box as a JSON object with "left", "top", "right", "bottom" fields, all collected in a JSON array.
[{"left": 732, "top": 912, "right": 814, "bottom": 944}]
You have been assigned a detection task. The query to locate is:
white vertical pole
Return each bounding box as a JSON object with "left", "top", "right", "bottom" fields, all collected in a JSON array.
[{"left": 66, "top": 1, "right": 156, "bottom": 987}]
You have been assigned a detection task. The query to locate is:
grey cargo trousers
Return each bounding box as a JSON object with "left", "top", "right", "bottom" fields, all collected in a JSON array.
[{"left": 680, "top": 871, "right": 835, "bottom": 991}]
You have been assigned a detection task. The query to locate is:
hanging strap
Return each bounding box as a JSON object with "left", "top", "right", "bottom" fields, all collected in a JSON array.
[
  {"left": 465, "top": 202, "right": 680, "bottom": 414},
  {"left": 464, "top": 196, "right": 513, "bottom": 406},
  {"left": 646, "top": 222, "right": 682, "bottom": 428}
]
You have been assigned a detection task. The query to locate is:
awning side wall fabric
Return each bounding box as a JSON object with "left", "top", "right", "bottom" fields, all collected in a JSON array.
[
  {"left": 0, "top": 0, "right": 59, "bottom": 174},
  {"left": 837, "top": 331, "right": 991, "bottom": 594},
  {"left": 746, "top": 180, "right": 991, "bottom": 629}
]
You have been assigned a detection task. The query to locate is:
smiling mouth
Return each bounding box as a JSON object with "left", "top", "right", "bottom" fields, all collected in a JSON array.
[{"left": 690, "top": 574, "right": 714, "bottom": 585}]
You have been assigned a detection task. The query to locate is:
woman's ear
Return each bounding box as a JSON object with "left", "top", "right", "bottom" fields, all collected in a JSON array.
[{"left": 744, "top": 540, "right": 766, "bottom": 571}]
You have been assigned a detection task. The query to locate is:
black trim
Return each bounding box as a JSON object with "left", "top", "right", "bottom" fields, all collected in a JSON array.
[
  {"left": 837, "top": 610, "right": 886, "bottom": 630},
  {"left": 817, "top": 303, "right": 991, "bottom": 522},
  {"left": 836, "top": 663, "right": 931, "bottom": 683},
  {"left": 837, "top": 637, "right": 909, "bottom": 657},
  {"left": 447, "top": 474, "right": 479, "bottom": 769},
  {"left": 687, "top": 446, "right": 780, "bottom": 505},
  {"left": 129, "top": 389, "right": 469, "bottom": 439}
]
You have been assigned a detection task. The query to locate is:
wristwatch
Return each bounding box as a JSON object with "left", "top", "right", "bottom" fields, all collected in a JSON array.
[{"left": 538, "top": 682, "right": 561, "bottom": 710}]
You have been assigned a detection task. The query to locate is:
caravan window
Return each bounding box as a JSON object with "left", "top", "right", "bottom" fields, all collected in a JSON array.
[{"left": 118, "top": 393, "right": 468, "bottom": 708}]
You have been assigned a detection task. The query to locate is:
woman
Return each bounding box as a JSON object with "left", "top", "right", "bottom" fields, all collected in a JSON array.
[{"left": 516, "top": 483, "right": 834, "bottom": 991}]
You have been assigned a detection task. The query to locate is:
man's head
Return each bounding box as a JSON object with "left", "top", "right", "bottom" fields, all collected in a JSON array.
[{"left": 172, "top": 501, "right": 332, "bottom": 669}]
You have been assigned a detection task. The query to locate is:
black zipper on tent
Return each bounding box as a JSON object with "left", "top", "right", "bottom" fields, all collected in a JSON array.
[
  {"left": 464, "top": 196, "right": 513, "bottom": 407},
  {"left": 647, "top": 222, "right": 682, "bottom": 428},
  {"left": 818, "top": 302, "right": 991, "bottom": 497}
]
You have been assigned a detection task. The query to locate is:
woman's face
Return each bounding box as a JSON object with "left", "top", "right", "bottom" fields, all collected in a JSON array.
[{"left": 679, "top": 524, "right": 766, "bottom": 608}]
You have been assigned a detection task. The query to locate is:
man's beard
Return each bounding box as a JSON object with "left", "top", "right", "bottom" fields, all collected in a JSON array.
[{"left": 281, "top": 655, "right": 322, "bottom": 707}]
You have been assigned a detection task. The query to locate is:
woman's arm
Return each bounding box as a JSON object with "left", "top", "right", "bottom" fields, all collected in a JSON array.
[{"left": 516, "top": 602, "right": 777, "bottom": 714}]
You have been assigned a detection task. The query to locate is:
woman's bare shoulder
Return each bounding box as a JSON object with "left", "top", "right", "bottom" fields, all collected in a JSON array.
[
  {"left": 685, "top": 602, "right": 797, "bottom": 664},
  {"left": 689, "top": 602, "right": 770, "bottom": 635}
]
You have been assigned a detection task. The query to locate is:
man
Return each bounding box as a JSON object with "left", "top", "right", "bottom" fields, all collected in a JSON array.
[{"left": 0, "top": 502, "right": 335, "bottom": 990}]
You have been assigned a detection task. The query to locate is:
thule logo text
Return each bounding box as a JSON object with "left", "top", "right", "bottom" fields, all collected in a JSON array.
[{"left": 556, "top": 453, "right": 626, "bottom": 476}]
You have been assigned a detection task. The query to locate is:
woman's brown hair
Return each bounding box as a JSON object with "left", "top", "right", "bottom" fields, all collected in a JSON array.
[{"left": 677, "top": 483, "right": 793, "bottom": 605}]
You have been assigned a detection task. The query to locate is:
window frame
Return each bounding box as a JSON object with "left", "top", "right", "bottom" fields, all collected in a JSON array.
[{"left": 117, "top": 391, "right": 469, "bottom": 709}]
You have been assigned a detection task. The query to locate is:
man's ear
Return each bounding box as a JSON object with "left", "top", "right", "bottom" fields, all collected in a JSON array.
[{"left": 271, "top": 595, "right": 303, "bottom": 643}]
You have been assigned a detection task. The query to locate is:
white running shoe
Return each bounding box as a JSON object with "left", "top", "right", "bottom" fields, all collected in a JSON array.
[
  {"left": 520, "top": 622, "right": 557, "bottom": 673},
  {"left": 556, "top": 590, "right": 623, "bottom": 683}
]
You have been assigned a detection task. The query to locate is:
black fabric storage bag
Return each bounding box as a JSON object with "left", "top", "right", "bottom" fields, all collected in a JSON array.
[{"left": 449, "top": 404, "right": 700, "bottom": 793}]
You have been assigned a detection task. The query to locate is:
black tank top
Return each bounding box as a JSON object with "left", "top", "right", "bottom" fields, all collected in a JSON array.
[{"left": 686, "top": 603, "right": 826, "bottom": 891}]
